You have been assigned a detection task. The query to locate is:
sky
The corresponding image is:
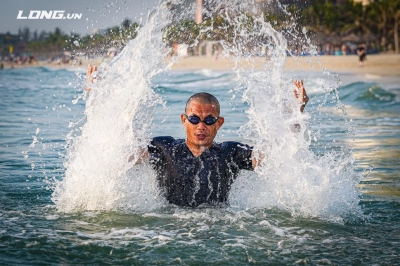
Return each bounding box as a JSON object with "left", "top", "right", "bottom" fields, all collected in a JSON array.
[{"left": 0, "top": 0, "right": 161, "bottom": 35}]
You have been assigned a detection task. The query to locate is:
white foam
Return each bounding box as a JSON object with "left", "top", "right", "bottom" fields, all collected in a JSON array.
[{"left": 52, "top": 6, "right": 170, "bottom": 213}]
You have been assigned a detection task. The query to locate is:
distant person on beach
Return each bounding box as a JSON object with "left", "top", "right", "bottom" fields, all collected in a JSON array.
[
  {"left": 29, "top": 55, "right": 35, "bottom": 64},
  {"left": 341, "top": 44, "right": 348, "bottom": 55},
  {"left": 357, "top": 44, "right": 367, "bottom": 66},
  {"left": 86, "top": 64, "right": 309, "bottom": 207}
]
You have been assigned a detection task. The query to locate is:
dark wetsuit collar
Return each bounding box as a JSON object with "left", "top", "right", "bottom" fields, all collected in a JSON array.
[{"left": 183, "top": 141, "right": 221, "bottom": 158}]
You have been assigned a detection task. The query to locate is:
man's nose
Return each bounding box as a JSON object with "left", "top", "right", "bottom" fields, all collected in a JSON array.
[{"left": 196, "top": 122, "right": 207, "bottom": 130}]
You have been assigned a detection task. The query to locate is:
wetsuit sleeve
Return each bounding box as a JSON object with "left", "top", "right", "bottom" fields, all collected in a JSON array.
[
  {"left": 148, "top": 136, "right": 175, "bottom": 165},
  {"left": 223, "top": 141, "right": 253, "bottom": 171},
  {"left": 234, "top": 143, "right": 253, "bottom": 170},
  {"left": 148, "top": 136, "right": 176, "bottom": 190}
]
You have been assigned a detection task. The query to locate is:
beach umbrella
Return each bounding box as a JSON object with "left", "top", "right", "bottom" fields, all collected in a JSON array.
[
  {"left": 312, "top": 32, "right": 326, "bottom": 43},
  {"left": 362, "top": 33, "right": 377, "bottom": 42},
  {"left": 327, "top": 34, "right": 342, "bottom": 45},
  {"left": 342, "top": 33, "right": 361, "bottom": 43}
]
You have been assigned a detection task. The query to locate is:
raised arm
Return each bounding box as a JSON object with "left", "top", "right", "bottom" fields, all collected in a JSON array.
[
  {"left": 85, "top": 64, "right": 148, "bottom": 164},
  {"left": 85, "top": 64, "right": 97, "bottom": 92},
  {"left": 251, "top": 80, "right": 309, "bottom": 168},
  {"left": 293, "top": 80, "right": 309, "bottom": 113}
]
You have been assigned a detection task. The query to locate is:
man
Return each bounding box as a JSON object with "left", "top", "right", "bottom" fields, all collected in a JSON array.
[
  {"left": 357, "top": 43, "right": 367, "bottom": 67},
  {"left": 86, "top": 65, "right": 309, "bottom": 207}
]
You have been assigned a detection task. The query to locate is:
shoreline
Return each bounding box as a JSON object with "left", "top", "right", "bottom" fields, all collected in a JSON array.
[
  {"left": 2, "top": 54, "right": 400, "bottom": 77},
  {"left": 170, "top": 54, "right": 400, "bottom": 77}
]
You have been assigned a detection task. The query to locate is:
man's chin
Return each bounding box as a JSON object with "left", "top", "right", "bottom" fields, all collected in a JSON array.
[{"left": 190, "top": 137, "right": 212, "bottom": 146}]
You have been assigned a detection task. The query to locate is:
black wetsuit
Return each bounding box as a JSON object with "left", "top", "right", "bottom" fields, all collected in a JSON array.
[{"left": 148, "top": 136, "right": 253, "bottom": 207}]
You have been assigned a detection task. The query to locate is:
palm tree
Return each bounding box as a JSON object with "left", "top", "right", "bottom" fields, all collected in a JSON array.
[
  {"left": 369, "top": 0, "right": 400, "bottom": 53},
  {"left": 384, "top": 0, "right": 400, "bottom": 53},
  {"left": 339, "top": 0, "right": 371, "bottom": 37},
  {"left": 165, "top": 19, "right": 200, "bottom": 46},
  {"left": 46, "top": 27, "right": 68, "bottom": 51},
  {"left": 301, "top": 0, "right": 339, "bottom": 35}
]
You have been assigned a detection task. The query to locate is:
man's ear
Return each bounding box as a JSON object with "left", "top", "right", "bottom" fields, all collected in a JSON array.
[
  {"left": 180, "top": 113, "right": 186, "bottom": 125},
  {"left": 217, "top": 116, "right": 224, "bottom": 130}
]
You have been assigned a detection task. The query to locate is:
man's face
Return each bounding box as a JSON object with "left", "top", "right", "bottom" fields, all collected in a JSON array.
[{"left": 181, "top": 100, "right": 224, "bottom": 149}]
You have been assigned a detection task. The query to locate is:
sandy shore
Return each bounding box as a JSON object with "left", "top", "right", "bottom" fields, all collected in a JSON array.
[
  {"left": 171, "top": 54, "right": 400, "bottom": 77},
  {"left": 2, "top": 54, "right": 400, "bottom": 77}
]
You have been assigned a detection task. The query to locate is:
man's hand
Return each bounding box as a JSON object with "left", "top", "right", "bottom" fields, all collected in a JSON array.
[
  {"left": 85, "top": 64, "right": 98, "bottom": 92},
  {"left": 293, "top": 80, "right": 309, "bottom": 112},
  {"left": 128, "top": 148, "right": 149, "bottom": 164}
]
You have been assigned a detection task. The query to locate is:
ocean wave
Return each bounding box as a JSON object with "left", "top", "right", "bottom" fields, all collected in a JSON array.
[{"left": 339, "top": 83, "right": 400, "bottom": 107}]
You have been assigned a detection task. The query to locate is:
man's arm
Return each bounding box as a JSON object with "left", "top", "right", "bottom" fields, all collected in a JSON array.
[
  {"left": 86, "top": 64, "right": 148, "bottom": 164},
  {"left": 251, "top": 80, "right": 309, "bottom": 168},
  {"left": 293, "top": 80, "right": 309, "bottom": 113},
  {"left": 128, "top": 147, "right": 149, "bottom": 164},
  {"left": 85, "top": 64, "right": 97, "bottom": 92}
]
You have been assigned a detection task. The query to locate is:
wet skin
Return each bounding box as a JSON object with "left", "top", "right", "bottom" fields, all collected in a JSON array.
[{"left": 181, "top": 101, "right": 224, "bottom": 157}]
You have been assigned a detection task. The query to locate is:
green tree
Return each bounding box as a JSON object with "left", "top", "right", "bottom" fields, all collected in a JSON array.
[
  {"left": 46, "top": 27, "right": 68, "bottom": 51},
  {"left": 382, "top": 0, "right": 400, "bottom": 53},
  {"left": 165, "top": 19, "right": 200, "bottom": 46},
  {"left": 18, "top": 26, "right": 31, "bottom": 42},
  {"left": 302, "top": 0, "right": 339, "bottom": 35},
  {"left": 339, "top": 0, "right": 370, "bottom": 36},
  {"left": 368, "top": 0, "right": 400, "bottom": 53}
]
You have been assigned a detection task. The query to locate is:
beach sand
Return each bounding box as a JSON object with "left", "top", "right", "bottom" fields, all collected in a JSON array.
[
  {"left": 2, "top": 54, "right": 400, "bottom": 77},
  {"left": 170, "top": 54, "right": 400, "bottom": 77}
]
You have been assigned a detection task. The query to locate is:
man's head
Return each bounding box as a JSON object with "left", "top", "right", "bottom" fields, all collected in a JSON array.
[
  {"left": 185, "top": 92, "right": 221, "bottom": 115},
  {"left": 181, "top": 92, "right": 224, "bottom": 150}
]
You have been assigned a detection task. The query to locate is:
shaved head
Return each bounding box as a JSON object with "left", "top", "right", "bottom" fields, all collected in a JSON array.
[{"left": 185, "top": 92, "right": 220, "bottom": 115}]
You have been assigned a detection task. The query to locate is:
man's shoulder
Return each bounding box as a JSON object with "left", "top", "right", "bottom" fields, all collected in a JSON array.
[
  {"left": 218, "top": 141, "right": 253, "bottom": 170},
  {"left": 148, "top": 137, "right": 186, "bottom": 159},
  {"left": 219, "top": 141, "right": 252, "bottom": 151}
]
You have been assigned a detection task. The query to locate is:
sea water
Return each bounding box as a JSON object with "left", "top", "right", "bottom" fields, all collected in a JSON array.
[{"left": 1, "top": 0, "right": 400, "bottom": 264}]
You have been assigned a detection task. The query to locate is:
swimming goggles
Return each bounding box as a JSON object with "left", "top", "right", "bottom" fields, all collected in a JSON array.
[{"left": 184, "top": 114, "right": 219, "bottom": 125}]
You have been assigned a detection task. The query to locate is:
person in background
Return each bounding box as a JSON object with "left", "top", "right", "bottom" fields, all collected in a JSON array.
[{"left": 357, "top": 43, "right": 367, "bottom": 66}]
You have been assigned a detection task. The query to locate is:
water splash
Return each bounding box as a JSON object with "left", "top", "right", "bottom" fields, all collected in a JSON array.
[
  {"left": 53, "top": 0, "right": 362, "bottom": 220},
  {"left": 52, "top": 6, "right": 171, "bottom": 212},
  {"left": 213, "top": 3, "right": 362, "bottom": 220}
]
